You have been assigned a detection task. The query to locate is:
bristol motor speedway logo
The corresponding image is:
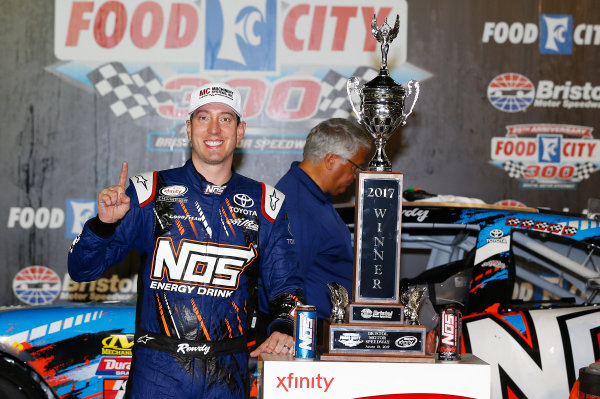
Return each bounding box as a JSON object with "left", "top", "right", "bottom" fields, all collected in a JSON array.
[
  {"left": 13, "top": 266, "right": 61, "bottom": 305},
  {"left": 487, "top": 72, "right": 600, "bottom": 112},
  {"left": 482, "top": 13, "right": 599, "bottom": 55},
  {"left": 490, "top": 123, "right": 600, "bottom": 189}
]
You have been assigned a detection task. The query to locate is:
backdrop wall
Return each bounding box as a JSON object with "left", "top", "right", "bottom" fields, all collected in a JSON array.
[{"left": 1, "top": 0, "right": 598, "bottom": 305}]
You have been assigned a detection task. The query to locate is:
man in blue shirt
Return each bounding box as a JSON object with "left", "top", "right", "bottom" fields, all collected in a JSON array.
[{"left": 276, "top": 118, "right": 371, "bottom": 324}]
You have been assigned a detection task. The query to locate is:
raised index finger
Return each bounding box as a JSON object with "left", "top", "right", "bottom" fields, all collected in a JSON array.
[{"left": 118, "top": 161, "right": 129, "bottom": 188}]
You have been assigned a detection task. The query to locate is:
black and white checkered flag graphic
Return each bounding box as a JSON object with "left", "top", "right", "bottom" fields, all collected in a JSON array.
[
  {"left": 503, "top": 161, "right": 527, "bottom": 178},
  {"left": 87, "top": 63, "right": 170, "bottom": 119},
  {"left": 316, "top": 66, "right": 379, "bottom": 119},
  {"left": 573, "top": 162, "right": 597, "bottom": 181}
]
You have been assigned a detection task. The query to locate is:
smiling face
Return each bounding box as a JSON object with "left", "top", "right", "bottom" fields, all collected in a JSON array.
[{"left": 186, "top": 103, "right": 246, "bottom": 172}]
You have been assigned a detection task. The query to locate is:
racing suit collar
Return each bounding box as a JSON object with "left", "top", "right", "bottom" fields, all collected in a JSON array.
[
  {"left": 184, "top": 159, "right": 236, "bottom": 193},
  {"left": 289, "top": 161, "right": 331, "bottom": 204}
]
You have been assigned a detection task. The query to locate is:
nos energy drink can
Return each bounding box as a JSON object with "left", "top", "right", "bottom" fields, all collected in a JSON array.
[
  {"left": 439, "top": 305, "right": 462, "bottom": 361},
  {"left": 294, "top": 305, "right": 317, "bottom": 360}
]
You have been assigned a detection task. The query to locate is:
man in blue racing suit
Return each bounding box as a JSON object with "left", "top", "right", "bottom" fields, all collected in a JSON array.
[{"left": 68, "top": 82, "right": 303, "bottom": 399}]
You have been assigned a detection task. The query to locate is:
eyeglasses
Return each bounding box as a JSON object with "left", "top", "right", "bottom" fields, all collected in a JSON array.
[{"left": 344, "top": 158, "right": 365, "bottom": 173}]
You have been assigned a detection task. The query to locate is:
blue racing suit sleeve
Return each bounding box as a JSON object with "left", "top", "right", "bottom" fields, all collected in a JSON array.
[
  {"left": 68, "top": 184, "right": 144, "bottom": 282},
  {"left": 259, "top": 200, "right": 304, "bottom": 335}
]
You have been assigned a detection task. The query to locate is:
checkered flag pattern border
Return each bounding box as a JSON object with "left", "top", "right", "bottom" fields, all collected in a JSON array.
[
  {"left": 87, "top": 63, "right": 169, "bottom": 120},
  {"left": 573, "top": 162, "right": 598, "bottom": 181},
  {"left": 503, "top": 161, "right": 527, "bottom": 178},
  {"left": 316, "top": 66, "right": 379, "bottom": 119}
]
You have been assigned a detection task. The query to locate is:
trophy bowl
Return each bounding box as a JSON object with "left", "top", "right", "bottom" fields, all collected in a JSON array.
[{"left": 347, "top": 14, "right": 419, "bottom": 172}]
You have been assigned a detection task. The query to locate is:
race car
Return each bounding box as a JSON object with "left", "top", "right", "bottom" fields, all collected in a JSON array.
[
  {"left": 1, "top": 201, "right": 599, "bottom": 398},
  {"left": 0, "top": 302, "right": 135, "bottom": 398},
  {"left": 398, "top": 201, "right": 600, "bottom": 398}
]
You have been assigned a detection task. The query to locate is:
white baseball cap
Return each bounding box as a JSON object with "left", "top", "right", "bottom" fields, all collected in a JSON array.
[{"left": 188, "top": 82, "right": 243, "bottom": 119}]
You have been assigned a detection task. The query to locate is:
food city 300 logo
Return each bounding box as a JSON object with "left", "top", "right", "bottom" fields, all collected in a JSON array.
[
  {"left": 50, "top": 0, "right": 425, "bottom": 155},
  {"left": 490, "top": 123, "right": 600, "bottom": 189}
]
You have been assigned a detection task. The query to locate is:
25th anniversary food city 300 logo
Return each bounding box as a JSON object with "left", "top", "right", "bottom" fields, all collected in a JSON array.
[{"left": 486, "top": 72, "right": 600, "bottom": 190}]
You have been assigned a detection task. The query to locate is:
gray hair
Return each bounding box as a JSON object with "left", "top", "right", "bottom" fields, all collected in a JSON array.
[{"left": 303, "top": 118, "right": 372, "bottom": 163}]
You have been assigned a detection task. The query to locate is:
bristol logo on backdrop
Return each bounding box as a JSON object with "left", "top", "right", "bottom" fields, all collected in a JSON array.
[
  {"left": 487, "top": 73, "right": 535, "bottom": 113},
  {"left": 540, "top": 14, "right": 573, "bottom": 54},
  {"left": 13, "top": 266, "right": 61, "bottom": 305},
  {"left": 66, "top": 199, "right": 96, "bottom": 239},
  {"left": 205, "top": 0, "right": 277, "bottom": 71}
]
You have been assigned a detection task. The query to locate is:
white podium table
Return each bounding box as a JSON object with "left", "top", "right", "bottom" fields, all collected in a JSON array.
[{"left": 258, "top": 353, "right": 490, "bottom": 399}]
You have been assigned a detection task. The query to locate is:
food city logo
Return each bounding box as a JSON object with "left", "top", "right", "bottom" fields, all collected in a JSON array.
[
  {"left": 7, "top": 207, "right": 65, "bottom": 230},
  {"left": 54, "top": 0, "right": 406, "bottom": 68},
  {"left": 487, "top": 73, "right": 600, "bottom": 113},
  {"left": 490, "top": 123, "right": 599, "bottom": 189},
  {"left": 66, "top": 199, "right": 97, "bottom": 238},
  {"left": 482, "top": 13, "right": 599, "bottom": 54},
  {"left": 6, "top": 199, "right": 96, "bottom": 240}
]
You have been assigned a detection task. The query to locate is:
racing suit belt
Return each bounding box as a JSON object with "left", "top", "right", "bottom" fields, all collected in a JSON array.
[{"left": 135, "top": 330, "right": 247, "bottom": 358}]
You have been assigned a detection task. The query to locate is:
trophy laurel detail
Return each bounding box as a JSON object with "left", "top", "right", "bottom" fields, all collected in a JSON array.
[
  {"left": 347, "top": 14, "right": 420, "bottom": 172},
  {"left": 327, "top": 282, "right": 349, "bottom": 324}
]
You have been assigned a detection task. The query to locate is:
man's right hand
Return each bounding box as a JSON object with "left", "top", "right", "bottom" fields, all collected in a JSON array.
[{"left": 98, "top": 161, "right": 131, "bottom": 224}]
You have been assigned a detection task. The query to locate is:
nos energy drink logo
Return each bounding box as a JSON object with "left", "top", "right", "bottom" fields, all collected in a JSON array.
[
  {"left": 487, "top": 73, "right": 535, "bottom": 112},
  {"left": 540, "top": 14, "right": 573, "bottom": 54},
  {"left": 205, "top": 0, "right": 276, "bottom": 71}
]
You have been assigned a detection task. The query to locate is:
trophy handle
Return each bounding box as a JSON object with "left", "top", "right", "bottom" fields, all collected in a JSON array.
[
  {"left": 403, "top": 79, "right": 420, "bottom": 120},
  {"left": 346, "top": 77, "right": 364, "bottom": 123}
]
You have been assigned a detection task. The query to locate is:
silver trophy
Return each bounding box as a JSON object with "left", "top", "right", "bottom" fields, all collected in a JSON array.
[{"left": 347, "top": 14, "right": 420, "bottom": 172}]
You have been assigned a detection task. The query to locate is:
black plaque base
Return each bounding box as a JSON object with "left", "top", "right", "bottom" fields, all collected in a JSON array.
[
  {"left": 349, "top": 303, "right": 404, "bottom": 324},
  {"left": 322, "top": 321, "right": 427, "bottom": 357}
]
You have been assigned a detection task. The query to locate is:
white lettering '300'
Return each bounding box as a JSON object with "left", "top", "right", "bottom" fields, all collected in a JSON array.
[{"left": 151, "top": 238, "right": 257, "bottom": 289}]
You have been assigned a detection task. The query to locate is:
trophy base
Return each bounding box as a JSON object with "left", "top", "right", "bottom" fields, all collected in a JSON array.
[
  {"left": 322, "top": 321, "right": 428, "bottom": 358},
  {"left": 319, "top": 351, "right": 434, "bottom": 363}
]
